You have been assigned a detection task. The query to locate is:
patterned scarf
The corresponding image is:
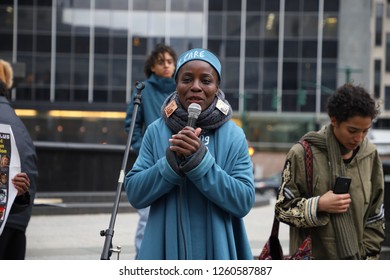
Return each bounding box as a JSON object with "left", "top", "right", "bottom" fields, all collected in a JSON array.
[
  {"left": 160, "top": 89, "right": 232, "bottom": 134},
  {"left": 301, "top": 124, "right": 360, "bottom": 259}
]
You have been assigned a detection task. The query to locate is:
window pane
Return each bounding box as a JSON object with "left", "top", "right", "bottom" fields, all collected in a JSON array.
[
  {"left": 285, "top": 0, "right": 300, "bottom": 11},
  {"left": 16, "top": 87, "right": 33, "bottom": 100},
  {"left": 94, "top": 89, "right": 108, "bottom": 102},
  {"left": 323, "top": 15, "right": 338, "bottom": 38},
  {"left": 55, "top": 56, "right": 71, "bottom": 85},
  {"left": 322, "top": 40, "right": 337, "bottom": 58},
  {"left": 94, "top": 58, "right": 109, "bottom": 86},
  {"left": 263, "top": 13, "right": 279, "bottom": 38},
  {"left": 111, "top": 90, "right": 126, "bottom": 103},
  {"left": 263, "top": 40, "right": 278, "bottom": 58},
  {"left": 209, "top": 0, "right": 223, "bottom": 11},
  {"left": 283, "top": 62, "right": 298, "bottom": 90},
  {"left": 95, "top": 36, "right": 109, "bottom": 54},
  {"left": 56, "top": 89, "right": 71, "bottom": 102},
  {"left": 385, "top": 87, "right": 390, "bottom": 110},
  {"left": 301, "top": 62, "right": 317, "bottom": 85},
  {"left": 0, "top": 33, "right": 12, "bottom": 51},
  {"left": 284, "top": 15, "right": 300, "bottom": 37},
  {"left": 110, "top": 0, "right": 128, "bottom": 10},
  {"left": 265, "top": 0, "right": 280, "bottom": 12},
  {"left": 247, "top": 1, "right": 262, "bottom": 12},
  {"left": 386, "top": 34, "right": 390, "bottom": 71},
  {"left": 56, "top": 9, "right": 72, "bottom": 33},
  {"left": 244, "top": 61, "right": 259, "bottom": 89},
  {"left": 284, "top": 40, "right": 298, "bottom": 58},
  {"left": 74, "top": 89, "right": 88, "bottom": 102},
  {"left": 18, "top": 8, "right": 33, "bottom": 31},
  {"left": 208, "top": 13, "right": 223, "bottom": 37},
  {"left": 57, "top": 35, "right": 72, "bottom": 53},
  {"left": 225, "top": 91, "right": 238, "bottom": 111},
  {"left": 37, "top": 8, "right": 52, "bottom": 31},
  {"left": 324, "top": 0, "right": 339, "bottom": 12},
  {"left": 73, "top": 57, "right": 89, "bottom": 86},
  {"left": 36, "top": 88, "right": 50, "bottom": 101},
  {"left": 36, "top": 56, "right": 51, "bottom": 86},
  {"left": 225, "top": 60, "right": 239, "bottom": 88},
  {"left": 246, "top": 40, "right": 260, "bottom": 58},
  {"left": 18, "top": 34, "right": 33, "bottom": 52},
  {"left": 322, "top": 62, "right": 337, "bottom": 91},
  {"left": 226, "top": 39, "right": 240, "bottom": 57},
  {"left": 227, "top": 0, "right": 241, "bottom": 11},
  {"left": 227, "top": 15, "right": 241, "bottom": 36},
  {"left": 208, "top": 39, "right": 223, "bottom": 57},
  {"left": 188, "top": 0, "right": 204, "bottom": 11},
  {"left": 0, "top": 8, "right": 14, "bottom": 32},
  {"left": 112, "top": 37, "right": 128, "bottom": 55},
  {"left": 376, "top": 4, "right": 384, "bottom": 46},
  {"left": 37, "top": 35, "right": 52, "bottom": 53},
  {"left": 263, "top": 61, "right": 277, "bottom": 89},
  {"left": 303, "top": 0, "right": 318, "bottom": 11},
  {"left": 246, "top": 15, "right": 261, "bottom": 37},
  {"left": 74, "top": 36, "right": 90, "bottom": 53},
  {"left": 111, "top": 58, "right": 127, "bottom": 87},
  {"left": 374, "top": 60, "right": 381, "bottom": 99},
  {"left": 302, "top": 40, "right": 317, "bottom": 58},
  {"left": 301, "top": 15, "right": 318, "bottom": 38},
  {"left": 131, "top": 57, "right": 145, "bottom": 84}
]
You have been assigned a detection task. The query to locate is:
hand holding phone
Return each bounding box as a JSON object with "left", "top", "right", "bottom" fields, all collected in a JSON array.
[{"left": 333, "top": 176, "right": 351, "bottom": 194}]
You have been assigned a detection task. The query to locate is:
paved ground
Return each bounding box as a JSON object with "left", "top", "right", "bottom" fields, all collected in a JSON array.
[
  {"left": 23, "top": 151, "right": 390, "bottom": 260},
  {"left": 25, "top": 196, "right": 288, "bottom": 260}
]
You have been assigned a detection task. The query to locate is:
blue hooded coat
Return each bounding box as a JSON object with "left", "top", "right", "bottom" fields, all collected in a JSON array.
[
  {"left": 125, "top": 118, "right": 255, "bottom": 260},
  {"left": 124, "top": 73, "right": 176, "bottom": 153}
]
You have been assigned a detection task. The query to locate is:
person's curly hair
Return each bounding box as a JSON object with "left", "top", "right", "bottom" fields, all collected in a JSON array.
[
  {"left": 144, "top": 43, "right": 177, "bottom": 78},
  {"left": 327, "top": 83, "right": 380, "bottom": 123}
]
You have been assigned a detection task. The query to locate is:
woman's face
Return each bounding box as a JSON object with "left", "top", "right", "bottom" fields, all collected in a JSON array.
[
  {"left": 1, "top": 156, "right": 9, "bottom": 166},
  {"left": 175, "top": 60, "right": 219, "bottom": 111},
  {"left": 151, "top": 52, "right": 176, "bottom": 78},
  {"left": 331, "top": 115, "right": 372, "bottom": 151}
]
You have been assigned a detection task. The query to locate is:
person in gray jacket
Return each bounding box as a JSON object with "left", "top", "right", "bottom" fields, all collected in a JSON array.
[
  {"left": 275, "top": 83, "right": 385, "bottom": 259},
  {"left": 0, "top": 59, "right": 38, "bottom": 259}
]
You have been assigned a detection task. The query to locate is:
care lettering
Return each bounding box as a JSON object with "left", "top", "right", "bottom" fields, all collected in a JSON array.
[{"left": 180, "top": 50, "right": 205, "bottom": 64}]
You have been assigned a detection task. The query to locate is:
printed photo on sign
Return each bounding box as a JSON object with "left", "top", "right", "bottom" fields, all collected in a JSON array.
[
  {"left": 0, "top": 124, "right": 20, "bottom": 235},
  {"left": 0, "top": 188, "right": 7, "bottom": 204},
  {"left": 0, "top": 206, "right": 5, "bottom": 220}
]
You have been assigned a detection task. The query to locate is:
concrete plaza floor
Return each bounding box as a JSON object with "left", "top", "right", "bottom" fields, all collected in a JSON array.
[{"left": 25, "top": 196, "right": 288, "bottom": 260}]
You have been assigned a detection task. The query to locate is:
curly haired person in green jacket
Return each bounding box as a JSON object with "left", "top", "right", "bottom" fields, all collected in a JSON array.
[{"left": 275, "top": 83, "right": 385, "bottom": 260}]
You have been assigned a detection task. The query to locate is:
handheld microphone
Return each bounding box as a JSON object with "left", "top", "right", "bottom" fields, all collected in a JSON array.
[{"left": 187, "top": 103, "right": 201, "bottom": 128}]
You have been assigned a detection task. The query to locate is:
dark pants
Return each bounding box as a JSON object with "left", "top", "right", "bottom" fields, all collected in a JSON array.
[{"left": 0, "top": 227, "right": 26, "bottom": 260}]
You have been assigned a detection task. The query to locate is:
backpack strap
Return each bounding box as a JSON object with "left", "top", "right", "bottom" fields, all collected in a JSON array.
[{"left": 298, "top": 140, "right": 313, "bottom": 196}]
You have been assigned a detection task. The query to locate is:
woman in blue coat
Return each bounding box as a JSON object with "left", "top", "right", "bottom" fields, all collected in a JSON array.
[{"left": 125, "top": 48, "right": 255, "bottom": 260}]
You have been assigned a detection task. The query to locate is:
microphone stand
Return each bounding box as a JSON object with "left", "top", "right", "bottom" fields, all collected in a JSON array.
[{"left": 100, "top": 81, "right": 145, "bottom": 260}]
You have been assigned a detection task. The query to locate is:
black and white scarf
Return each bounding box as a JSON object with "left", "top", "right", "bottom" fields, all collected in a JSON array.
[{"left": 161, "top": 89, "right": 233, "bottom": 134}]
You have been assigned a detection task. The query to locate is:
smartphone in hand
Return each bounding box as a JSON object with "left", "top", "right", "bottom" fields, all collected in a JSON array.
[{"left": 333, "top": 176, "right": 351, "bottom": 194}]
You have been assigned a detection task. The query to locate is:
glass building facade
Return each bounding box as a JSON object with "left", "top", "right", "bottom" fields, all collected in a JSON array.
[{"left": 0, "top": 0, "right": 343, "bottom": 148}]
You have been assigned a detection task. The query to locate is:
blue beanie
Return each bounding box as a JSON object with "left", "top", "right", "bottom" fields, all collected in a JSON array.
[{"left": 174, "top": 48, "right": 221, "bottom": 80}]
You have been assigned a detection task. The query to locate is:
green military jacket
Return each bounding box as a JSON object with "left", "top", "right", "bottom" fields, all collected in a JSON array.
[{"left": 275, "top": 128, "right": 385, "bottom": 259}]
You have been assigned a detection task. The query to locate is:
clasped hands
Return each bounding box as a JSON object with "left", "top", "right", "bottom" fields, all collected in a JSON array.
[{"left": 169, "top": 126, "right": 202, "bottom": 158}]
